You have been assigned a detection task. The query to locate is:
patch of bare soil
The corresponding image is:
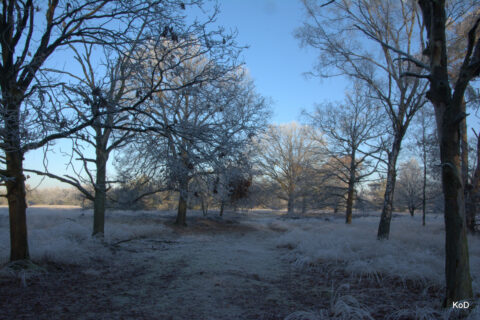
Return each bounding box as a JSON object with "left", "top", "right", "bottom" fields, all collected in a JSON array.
[{"left": 0, "top": 214, "right": 459, "bottom": 319}]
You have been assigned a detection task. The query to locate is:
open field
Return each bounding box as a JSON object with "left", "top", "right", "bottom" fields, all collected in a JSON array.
[{"left": 0, "top": 207, "right": 479, "bottom": 319}]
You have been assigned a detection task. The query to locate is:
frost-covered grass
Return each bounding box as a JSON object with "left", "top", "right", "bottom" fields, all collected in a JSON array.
[
  {"left": 273, "top": 212, "right": 480, "bottom": 319},
  {"left": 0, "top": 207, "right": 479, "bottom": 319},
  {"left": 0, "top": 207, "right": 172, "bottom": 265},
  {"left": 275, "top": 214, "right": 451, "bottom": 285}
]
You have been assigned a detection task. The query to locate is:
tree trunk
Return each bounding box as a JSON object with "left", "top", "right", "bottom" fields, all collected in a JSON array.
[
  {"left": 92, "top": 136, "right": 109, "bottom": 237},
  {"left": 287, "top": 191, "right": 295, "bottom": 215},
  {"left": 377, "top": 137, "right": 401, "bottom": 239},
  {"left": 301, "top": 196, "right": 307, "bottom": 215},
  {"left": 422, "top": 1, "right": 473, "bottom": 305},
  {"left": 466, "top": 134, "right": 480, "bottom": 233},
  {"left": 201, "top": 197, "right": 208, "bottom": 216},
  {"left": 459, "top": 101, "right": 475, "bottom": 233},
  {"left": 422, "top": 144, "right": 427, "bottom": 226},
  {"left": 345, "top": 154, "right": 356, "bottom": 224},
  {"left": 345, "top": 183, "right": 354, "bottom": 224},
  {"left": 409, "top": 205, "right": 415, "bottom": 217},
  {"left": 219, "top": 200, "right": 224, "bottom": 217},
  {"left": 175, "top": 178, "right": 189, "bottom": 226},
  {"left": 440, "top": 114, "right": 473, "bottom": 306},
  {"left": 6, "top": 150, "right": 29, "bottom": 261},
  {"left": 92, "top": 158, "right": 107, "bottom": 237}
]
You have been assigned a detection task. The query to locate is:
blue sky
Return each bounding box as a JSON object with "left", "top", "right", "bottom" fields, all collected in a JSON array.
[
  {"left": 23, "top": 0, "right": 348, "bottom": 188},
  {"left": 212, "top": 0, "right": 347, "bottom": 123}
]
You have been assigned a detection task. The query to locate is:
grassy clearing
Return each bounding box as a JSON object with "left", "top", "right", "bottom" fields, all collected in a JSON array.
[{"left": 0, "top": 208, "right": 478, "bottom": 319}]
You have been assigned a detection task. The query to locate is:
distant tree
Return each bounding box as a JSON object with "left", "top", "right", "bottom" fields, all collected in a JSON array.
[
  {"left": 255, "top": 123, "right": 324, "bottom": 215},
  {"left": 296, "top": 0, "right": 428, "bottom": 239},
  {"left": 395, "top": 158, "right": 423, "bottom": 216},
  {"left": 118, "top": 53, "right": 269, "bottom": 225},
  {"left": 304, "top": 84, "right": 384, "bottom": 223},
  {"left": 408, "top": 104, "right": 438, "bottom": 225}
]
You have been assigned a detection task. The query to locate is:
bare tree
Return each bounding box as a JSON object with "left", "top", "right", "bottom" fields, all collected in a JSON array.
[
  {"left": 118, "top": 52, "right": 269, "bottom": 225},
  {"left": 0, "top": 0, "right": 177, "bottom": 261},
  {"left": 304, "top": 84, "right": 384, "bottom": 223},
  {"left": 395, "top": 158, "right": 423, "bottom": 216},
  {"left": 408, "top": 104, "right": 438, "bottom": 225},
  {"left": 296, "top": 0, "right": 428, "bottom": 239},
  {"left": 255, "top": 123, "right": 324, "bottom": 215}
]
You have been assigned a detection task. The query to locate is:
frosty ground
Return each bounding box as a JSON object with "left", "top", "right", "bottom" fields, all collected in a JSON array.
[{"left": 0, "top": 207, "right": 479, "bottom": 320}]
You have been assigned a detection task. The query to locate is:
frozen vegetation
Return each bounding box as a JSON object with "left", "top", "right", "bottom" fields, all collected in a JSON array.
[{"left": 0, "top": 207, "right": 479, "bottom": 319}]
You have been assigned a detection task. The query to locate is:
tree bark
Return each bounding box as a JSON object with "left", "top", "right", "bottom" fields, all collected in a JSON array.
[
  {"left": 409, "top": 205, "right": 415, "bottom": 217},
  {"left": 301, "top": 196, "right": 307, "bottom": 215},
  {"left": 459, "top": 101, "right": 475, "bottom": 233},
  {"left": 92, "top": 154, "right": 107, "bottom": 237},
  {"left": 6, "top": 150, "right": 29, "bottom": 261},
  {"left": 92, "top": 125, "right": 110, "bottom": 236},
  {"left": 440, "top": 110, "right": 473, "bottom": 306},
  {"left": 418, "top": 0, "right": 473, "bottom": 305},
  {"left": 175, "top": 178, "right": 189, "bottom": 226},
  {"left": 345, "top": 153, "right": 356, "bottom": 224},
  {"left": 345, "top": 182, "right": 355, "bottom": 224},
  {"left": 4, "top": 96, "right": 29, "bottom": 261},
  {"left": 201, "top": 197, "right": 208, "bottom": 216},
  {"left": 422, "top": 141, "right": 427, "bottom": 226},
  {"left": 377, "top": 137, "right": 401, "bottom": 239},
  {"left": 219, "top": 200, "right": 224, "bottom": 217},
  {"left": 466, "top": 134, "right": 479, "bottom": 233},
  {"left": 287, "top": 192, "right": 295, "bottom": 215}
]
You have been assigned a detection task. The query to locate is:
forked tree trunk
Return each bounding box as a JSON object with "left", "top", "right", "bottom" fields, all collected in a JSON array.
[
  {"left": 377, "top": 137, "right": 401, "bottom": 239},
  {"left": 6, "top": 150, "right": 29, "bottom": 261}
]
